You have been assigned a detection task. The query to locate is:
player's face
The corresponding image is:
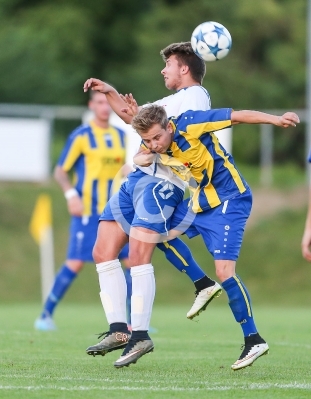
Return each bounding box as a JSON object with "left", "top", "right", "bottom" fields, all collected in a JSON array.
[
  {"left": 89, "top": 92, "right": 112, "bottom": 122},
  {"left": 139, "top": 123, "right": 174, "bottom": 154},
  {"left": 161, "top": 55, "right": 183, "bottom": 91}
]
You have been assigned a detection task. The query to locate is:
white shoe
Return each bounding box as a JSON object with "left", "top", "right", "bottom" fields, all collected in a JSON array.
[
  {"left": 186, "top": 282, "right": 222, "bottom": 319},
  {"left": 231, "top": 341, "right": 269, "bottom": 370},
  {"left": 34, "top": 316, "right": 57, "bottom": 331}
]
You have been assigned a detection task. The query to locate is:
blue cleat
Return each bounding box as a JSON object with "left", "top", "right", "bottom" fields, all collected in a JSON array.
[{"left": 34, "top": 316, "right": 57, "bottom": 331}]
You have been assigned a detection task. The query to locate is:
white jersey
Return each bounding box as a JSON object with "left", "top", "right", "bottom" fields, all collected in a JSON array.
[{"left": 134, "top": 85, "right": 211, "bottom": 190}]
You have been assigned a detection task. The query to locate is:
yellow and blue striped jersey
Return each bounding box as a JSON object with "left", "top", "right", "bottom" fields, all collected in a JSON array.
[
  {"left": 58, "top": 120, "right": 126, "bottom": 216},
  {"left": 159, "top": 108, "right": 248, "bottom": 213}
]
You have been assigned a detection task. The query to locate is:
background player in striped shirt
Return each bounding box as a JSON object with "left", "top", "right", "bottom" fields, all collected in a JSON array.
[{"left": 34, "top": 92, "right": 130, "bottom": 331}]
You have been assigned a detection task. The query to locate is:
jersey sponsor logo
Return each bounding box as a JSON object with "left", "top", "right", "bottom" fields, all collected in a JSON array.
[
  {"left": 158, "top": 182, "right": 174, "bottom": 200},
  {"left": 101, "top": 157, "right": 123, "bottom": 165},
  {"left": 137, "top": 217, "right": 148, "bottom": 221},
  {"left": 183, "top": 162, "right": 192, "bottom": 168}
]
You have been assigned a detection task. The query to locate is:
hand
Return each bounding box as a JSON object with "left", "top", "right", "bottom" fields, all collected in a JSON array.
[
  {"left": 120, "top": 93, "right": 139, "bottom": 117},
  {"left": 67, "top": 196, "right": 84, "bottom": 216},
  {"left": 301, "top": 227, "right": 311, "bottom": 261},
  {"left": 83, "top": 78, "right": 107, "bottom": 93},
  {"left": 276, "top": 112, "right": 300, "bottom": 128},
  {"left": 133, "top": 149, "right": 156, "bottom": 166}
]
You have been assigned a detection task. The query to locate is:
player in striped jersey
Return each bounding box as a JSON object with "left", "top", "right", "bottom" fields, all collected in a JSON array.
[
  {"left": 131, "top": 104, "right": 299, "bottom": 370},
  {"left": 34, "top": 92, "right": 130, "bottom": 331}
]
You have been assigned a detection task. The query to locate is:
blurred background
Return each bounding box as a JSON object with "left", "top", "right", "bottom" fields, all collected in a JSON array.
[{"left": 0, "top": 0, "right": 310, "bottom": 309}]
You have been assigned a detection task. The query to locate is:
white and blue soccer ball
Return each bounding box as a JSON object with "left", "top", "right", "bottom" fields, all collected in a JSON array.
[{"left": 191, "top": 21, "right": 232, "bottom": 62}]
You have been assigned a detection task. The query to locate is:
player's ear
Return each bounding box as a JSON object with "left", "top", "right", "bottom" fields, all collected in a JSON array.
[
  {"left": 167, "top": 122, "right": 173, "bottom": 133},
  {"left": 181, "top": 64, "right": 189, "bottom": 75}
]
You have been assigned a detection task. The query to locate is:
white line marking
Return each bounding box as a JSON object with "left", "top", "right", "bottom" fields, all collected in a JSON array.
[{"left": 0, "top": 383, "right": 310, "bottom": 391}]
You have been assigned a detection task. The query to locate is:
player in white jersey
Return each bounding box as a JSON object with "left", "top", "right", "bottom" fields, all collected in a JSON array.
[{"left": 83, "top": 42, "right": 222, "bottom": 368}]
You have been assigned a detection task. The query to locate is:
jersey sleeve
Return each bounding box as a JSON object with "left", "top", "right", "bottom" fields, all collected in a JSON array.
[
  {"left": 176, "top": 108, "right": 232, "bottom": 139},
  {"left": 57, "top": 131, "right": 84, "bottom": 172}
]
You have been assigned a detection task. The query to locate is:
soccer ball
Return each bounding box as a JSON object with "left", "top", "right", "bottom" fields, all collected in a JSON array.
[{"left": 191, "top": 21, "right": 232, "bottom": 62}]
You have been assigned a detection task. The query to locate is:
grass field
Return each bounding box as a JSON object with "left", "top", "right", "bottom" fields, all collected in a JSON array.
[{"left": 0, "top": 304, "right": 310, "bottom": 399}]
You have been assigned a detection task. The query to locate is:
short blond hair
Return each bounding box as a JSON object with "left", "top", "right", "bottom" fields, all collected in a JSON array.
[{"left": 132, "top": 105, "right": 168, "bottom": 134}]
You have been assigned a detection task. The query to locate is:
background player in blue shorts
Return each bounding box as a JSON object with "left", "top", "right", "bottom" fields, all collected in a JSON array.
[
  {"left": 131, "top": 104, "right": 299, "bottom": 370},
  {"left": 34, "top": 92, "right": 130, "bottom": 330}
]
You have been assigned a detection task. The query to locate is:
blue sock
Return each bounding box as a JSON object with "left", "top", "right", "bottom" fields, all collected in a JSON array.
[
  {"left": 124, "top": 267, "right": 132, "bottom": 325},
  {"left": 157, "top": 238, "right": 206, "bottom": 281},
  {"left": 222, "top": 275, "right": 257, "bottom": 337},
  {"left": 41, "top": 264, "right": 77, "bottom": 318}
]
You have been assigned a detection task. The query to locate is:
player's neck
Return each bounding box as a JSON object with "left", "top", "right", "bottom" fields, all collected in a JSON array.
[
  {"left": 176, "top": 81, "right": 200, "bottom": 91},
  {"left": 93, "top": 118, "right": 109, "bottom": 129}
]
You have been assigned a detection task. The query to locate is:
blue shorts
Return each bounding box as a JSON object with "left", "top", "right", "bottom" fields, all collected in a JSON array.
[
  {"left": 171, "top": 189, "right": 253, "bottom": 261},
  {"left": 67, "top": 215, "right": 129, "bottom": 261},
  {"left": 100, "top": 169, "right": 184, "bottom": 236}
]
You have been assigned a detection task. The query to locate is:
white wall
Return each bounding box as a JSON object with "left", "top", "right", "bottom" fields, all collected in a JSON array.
[{"left": 0, "top": 117, "right": 51, "bottom": 181}]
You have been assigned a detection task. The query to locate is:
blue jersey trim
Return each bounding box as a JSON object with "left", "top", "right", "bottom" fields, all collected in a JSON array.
[
  {"left": 115, "top": 127, "right": 126, "bottom": 148},
  {"left": 74, "top": 154, "right": 85, "bottom": 195},
  {"left": 92, "top": 180, "right": 98, "bottom": 214},
  {"left": 86, "top": 127, "right": 97, "bottom": 148},
  {"left": 174, "top": 129, "right": 191, "bottom": 152}
]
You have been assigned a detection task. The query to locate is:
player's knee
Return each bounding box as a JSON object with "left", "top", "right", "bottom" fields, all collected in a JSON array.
[
  {"left": 128, "top": 247, "right": 152, "bottom": 266},
  {"left": 215, "top": 260, "right": 236, "bottom": 282},
  {"left": 215, "top": 268, "right": 231, "bottom": 282},
  {"left": 92, "top": 243, "right": 101, "bottom": 263}
]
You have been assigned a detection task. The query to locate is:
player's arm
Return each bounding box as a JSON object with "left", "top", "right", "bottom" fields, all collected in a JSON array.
[
  {"left": 231, "top": 110, "right": 300, "bottom": 128},
  {"left": 54, "top": 165, "right": 84, "bottom": 217},
  {"left": 302, "top": 186, "right": 311, "bottom": 261},
  {"left": 83, "top": 78, "right": 134, "bottom": 124}
]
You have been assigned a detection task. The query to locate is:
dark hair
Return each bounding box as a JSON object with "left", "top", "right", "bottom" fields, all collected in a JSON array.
[
  {"left": 131, "top": 105, "right": 168, "bottom": 134},
  {"left": 160, "top": 41, "right": 206, "bottom": 84}
]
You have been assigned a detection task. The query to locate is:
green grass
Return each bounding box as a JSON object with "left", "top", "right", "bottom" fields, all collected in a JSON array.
[
  {"left": 0, "top": 304, "right": 310, "bottom": 399},
  {"left": 237, "top": 163, "right": 306, "bottom": 189}
]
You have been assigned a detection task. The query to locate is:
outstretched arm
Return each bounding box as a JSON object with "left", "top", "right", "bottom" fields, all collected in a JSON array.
[
  {"left": 302, "top": 186, "right": 311, "bottom": 261},
  {"left": 83, "top": 78, "right": 133, "bottom": 124},
  {"left": 231, "top": 110, "right": 300, "bottom": 128}
]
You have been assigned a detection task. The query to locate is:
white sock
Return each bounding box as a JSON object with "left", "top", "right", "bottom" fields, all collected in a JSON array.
[
  {"left": 96, "top": 259, "right": 127, "bottom": 325},
  {"left": 130, "top": 264, "right": 155, "bottom": 331}
]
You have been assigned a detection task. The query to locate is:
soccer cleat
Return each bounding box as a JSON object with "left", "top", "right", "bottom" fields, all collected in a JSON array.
[
  {"left": 86, "top": 331, "right": 131, "bottom": 357},
  {"left": 186, "top": 282, "right": 222, "bottom": 319},
  {"left": 231, "top": 334, "right": 269, "bottom": 371},
  {"left": 34, "top": 316, "right": 57, "bottom": 331},
  {"left": 114, "top": 338, "right": 154, "bottom": 368}
]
